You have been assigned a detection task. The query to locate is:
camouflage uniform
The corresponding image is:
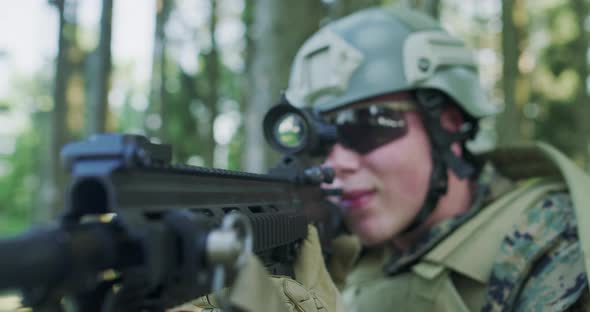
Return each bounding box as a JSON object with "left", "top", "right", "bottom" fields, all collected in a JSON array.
[
  {"left": 339, "top": 147, "right": 590, "bottom": 312},
  {"left": 484, "top": 192, "right": 586, "bottom": 311}
]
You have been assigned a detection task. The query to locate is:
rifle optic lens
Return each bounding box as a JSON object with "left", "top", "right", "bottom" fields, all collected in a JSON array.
[{"left": 273, "top": 113, "right": 307, "bottom": 150}]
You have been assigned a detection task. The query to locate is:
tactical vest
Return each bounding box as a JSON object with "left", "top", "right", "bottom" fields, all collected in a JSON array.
[{"left": 340, "top": 143, "right": 590, "bottom": 312}]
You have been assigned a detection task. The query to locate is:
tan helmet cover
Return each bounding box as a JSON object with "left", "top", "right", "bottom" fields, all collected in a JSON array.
[{"left": 285, "top": 7, "right": 498, "bottom": 118}]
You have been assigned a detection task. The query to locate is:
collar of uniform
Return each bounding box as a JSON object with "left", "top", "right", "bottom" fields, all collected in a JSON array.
[{"left": 381, "top": 164, "right": 510, "bottom": 275}]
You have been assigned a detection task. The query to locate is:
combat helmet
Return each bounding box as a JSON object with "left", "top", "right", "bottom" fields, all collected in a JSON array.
[
  {"left": 285, "top": 6, "right": 496, "bottom": 119},
  {"left": 284, "top": 6, "right": 498, "bottom": 232}
]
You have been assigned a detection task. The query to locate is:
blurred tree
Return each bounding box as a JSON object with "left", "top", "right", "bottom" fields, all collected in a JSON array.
[
  {"left": 142, "top": 0, "right": 250, "bottom": 170},
  {"left": 148, "top": 0, "right": 173, "bottom": 140},
  {"left": 171, "top": 68, "right": 201, "bottom": 163},
  {"left": 532, "top": 1, "right": 589, "bottom": 168},
  {"left": 496, "top": 0, "right": 526, "bottom": 145},
  {"left": 85, "top": 0, "right": 113, "bottom": 135},
  {"left": 234, "top": 0, "right": 253, "bottom": 170},
  {"left": 243, "top": 0, "right": 324, "bottom": 173},
  {"left": 202, "top": 0, "right": 220, "bottom": 168},
  {"left": 46, "top": 0, "right": 79, "bottom": 217}
]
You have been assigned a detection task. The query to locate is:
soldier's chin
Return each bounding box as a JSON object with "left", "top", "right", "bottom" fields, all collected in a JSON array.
[{"left": 351, "top": 221, "right": 390, "bottom": 246}]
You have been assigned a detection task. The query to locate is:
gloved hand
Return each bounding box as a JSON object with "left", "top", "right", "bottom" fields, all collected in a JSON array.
[
  {"left": 169, "top": 225, "right": 344, "bottom": 312},
  {"left": 288, "top": 225, "right": 344, "bottom": 312}
]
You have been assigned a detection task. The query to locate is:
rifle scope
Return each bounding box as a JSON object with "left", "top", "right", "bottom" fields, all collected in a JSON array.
[{"left": 263, "top": 95, "right": 337, "bottom": 157}]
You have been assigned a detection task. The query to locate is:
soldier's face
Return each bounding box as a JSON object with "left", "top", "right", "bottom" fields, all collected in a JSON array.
[{"left": 323, "top": 104, "right": 432, "bottom": 246}]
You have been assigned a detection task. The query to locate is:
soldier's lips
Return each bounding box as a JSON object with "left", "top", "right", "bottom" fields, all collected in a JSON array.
[{"left": 340, "top": 189, "right": 376, "bottom": 213}]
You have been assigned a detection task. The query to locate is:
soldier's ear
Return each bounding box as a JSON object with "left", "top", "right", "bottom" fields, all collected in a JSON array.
[
  {"left": 439, "top": 106, "right": 465, "bottom": 133},
  {"left": 439, "top": 106, "right": 466, "bottom": 157}
]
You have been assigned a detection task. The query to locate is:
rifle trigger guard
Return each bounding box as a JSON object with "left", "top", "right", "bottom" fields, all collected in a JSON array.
[{"left": 208, "top": 213, "right": 253, "bottom": 292}]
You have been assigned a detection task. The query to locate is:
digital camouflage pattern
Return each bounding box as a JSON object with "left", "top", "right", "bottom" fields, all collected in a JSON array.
[
  {"left": 383, "top": 201, "right": 484, "bottom": 274},
  {"left": 376, "top": 164, "right": 588, "bottom": 311},
  {"left": 383, "top": 164, "right": 505, "bottom": 275},
  {"left": 482, "top": 192, "right": 588, "bottom": 311}
]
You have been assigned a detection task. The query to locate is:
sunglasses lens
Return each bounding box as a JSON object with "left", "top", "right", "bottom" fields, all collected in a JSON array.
[{"left": 336, "top": 108, "right": 409, "bottom": 154}]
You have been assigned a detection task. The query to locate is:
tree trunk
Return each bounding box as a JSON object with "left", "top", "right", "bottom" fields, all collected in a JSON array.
[
  {"left": 47, "top": 0, "right": 72, "bottom": 217},
  {"left": 203, "top": 0, "right": 220, "bottom": 168},
  {"left": 243, "top": 0, "right": 324, "bottom": 173},
  {"left": 148, "top": 0, "right": 172, "bottom": 140},
  {"left": 239, "top": 0, "right": 254, "bottom": 170},
  {"left": 571, "top": 0, "right": 590, "bottom": 168},
  {"left": 496, "top": 0, "right": 524, "bottom": 146},
  {"left": 177, "top": 69, "right": 201, "bottom": 163},
  {"left": 86, "top": 0, "right": 113, "bottom": 135}
]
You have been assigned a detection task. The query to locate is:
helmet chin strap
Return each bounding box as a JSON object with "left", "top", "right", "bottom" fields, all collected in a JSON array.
[{"left": 402, "top": 89, "right": 477, "bottom": 233}]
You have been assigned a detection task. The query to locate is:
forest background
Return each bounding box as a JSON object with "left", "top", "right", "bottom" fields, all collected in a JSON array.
[{"left": 0, "top": 0, "right": 589, "bottom": 237}]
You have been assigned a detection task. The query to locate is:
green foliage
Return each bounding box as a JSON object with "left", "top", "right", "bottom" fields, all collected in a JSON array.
[
  {"left": 534, "top": 102, "right": 577, "bottom": 151},
  {"left": 0, "top": 126, "right": 42, "bottom": 236},
  {"left": 228, "top": 125, "right": 245, "bottom": 170},
  {"left": 528, "top": 1, "right": 589, "bottom": 164},
  {"left": 0, "top": 215, "right": 29, "bottom": 238},
  {"left": 154, "top": 46, "right": 246, "bottom": 169},
  {"left": 162, "top": 64, "right": 202, "bottom": 164}
]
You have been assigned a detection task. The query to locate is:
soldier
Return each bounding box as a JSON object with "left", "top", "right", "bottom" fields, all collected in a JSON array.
[{"left": 186, "top": 5, "right": 590, "bottom": 312}]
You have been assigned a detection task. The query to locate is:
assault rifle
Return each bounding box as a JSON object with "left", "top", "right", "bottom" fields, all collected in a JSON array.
[{"left": 0, "top": 99, "right": 342, "bottom": 311}]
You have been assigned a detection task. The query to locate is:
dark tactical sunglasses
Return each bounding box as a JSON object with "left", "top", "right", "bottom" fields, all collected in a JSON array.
[{"left": 323, "top": 100, "right": 416, "bottom": 154}]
